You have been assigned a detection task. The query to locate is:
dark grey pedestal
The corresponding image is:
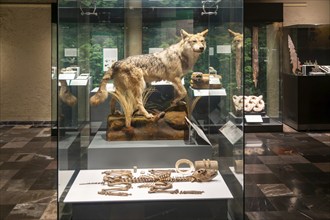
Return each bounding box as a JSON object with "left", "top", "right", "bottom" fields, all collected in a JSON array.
[
  {"left": 283, "top": 73, "right": 330, "bottom": 131},
  {"left": 59, "top": 132, "right": 79, "bottom": 169},
  {"left": 229, "top": 112, "right": 283, "bottom": 132},
  {"left": 72, "top": 200, "right": 229, "bottom": 220}
]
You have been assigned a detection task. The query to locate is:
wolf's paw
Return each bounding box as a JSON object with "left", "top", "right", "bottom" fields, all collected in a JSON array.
[{"left": 145, "top": 113, "right": 154, "bottom": 119}]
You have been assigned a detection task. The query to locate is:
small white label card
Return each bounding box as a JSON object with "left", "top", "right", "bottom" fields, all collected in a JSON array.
[
  {"left": 58, "top": 74, "right": 76, "bottom": 80},
  {"left": 149, "top": 48, "right": 164, "bottom": 54},
  {"left": 217, "top": 45, "right": 231, "bottom": 54},
  {"left": 103, "top": 48, "right": 118, "bottom": 71},
  {"left": 193, "top": 89, "right": 209, "bottom": 96},
  {"left": 209, "top": 47, "right": 214, "bottom": 56},
  {"left": 209, "top": 76, "right": 221, "bottom": 85},
  {"left": 209, "top": 89, "right": 226, "bottom": 96},
  {"left": 185, "top": 117, "right": 212, "bottom": 146},
  {"left": 219, "top": 120, "right": 243, "bottom": 145},
  {"left": 64, "top": 48, "right": 78, "bottom": 57},
  {"left": 245, "top": 115, "right": 263, "bottom": 123}
]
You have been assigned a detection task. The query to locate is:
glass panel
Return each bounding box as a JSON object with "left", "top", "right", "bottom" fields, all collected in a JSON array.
[
  {"left": 51, "top": 13, "right": 58, "bottom": 135},
  {"left": 57, "top": 1, "right": 244, "bottom": 219},
  {"left": 243, "top": 22, "right": 283, "bottom": 131}
]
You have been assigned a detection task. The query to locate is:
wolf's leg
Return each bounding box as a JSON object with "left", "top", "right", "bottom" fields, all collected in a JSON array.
[
  {"left": 109, "top": 95, "right": 116, "bottom": 114},
  {"left": 171, "top": 77, "right": 187, "bottom": 105},
  {"left": 134, "top": 87, "right": 154, "bottom": 119},
  {"left": 90, "top": 69, "right": 112, "bottom": 106},
  {"left": 130, "top": 78, "right": 153, "bottom": 119}
]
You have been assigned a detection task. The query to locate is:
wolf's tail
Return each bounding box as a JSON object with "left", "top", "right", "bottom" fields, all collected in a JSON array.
[{"left": 90, "top": 68, "right": 113, "bottom": 106}]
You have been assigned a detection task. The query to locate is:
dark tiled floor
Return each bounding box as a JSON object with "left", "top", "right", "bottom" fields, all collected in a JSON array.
[
  {"left": 0, "top": 124, "right": 329, "bottom": 219},
  {"left": 0, "top": 125, "right": 57, "bottom": 220},
  {"left": 245, "top": 131, "right": 330, "bottom": 220}
]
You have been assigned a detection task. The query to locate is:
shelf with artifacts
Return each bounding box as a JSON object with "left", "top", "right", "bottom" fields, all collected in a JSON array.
[
  {"left": 58, "top": 69, "right": 91, "bottom": 131},
  {"left": 229, "top": 95, "right": 283, "bottom": 132},
  {"left": 64, "top": 167, "right": 233, "bottom": 220},
  {"left": 282, "top": 24, "right": 330, "bottom": 130},
  {"left": 239, "top": 3, "right": 284, "bottom": 132},
  {"left": 65, "top": 168, "right": 232, "bottom": 203},
  {"left": 187, "top": 71, "right": 227, "bottom": 132}
]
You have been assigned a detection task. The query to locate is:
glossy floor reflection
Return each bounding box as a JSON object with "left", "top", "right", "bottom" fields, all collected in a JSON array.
[
  {"left": 0, "top": 125, "right": 57, "bottom": 220},
  {"left": 245, "top": 130, "right": 330, "bottom": 220},
  {"left": 0, "top": 124, "right": 329, "bottom": 219}
]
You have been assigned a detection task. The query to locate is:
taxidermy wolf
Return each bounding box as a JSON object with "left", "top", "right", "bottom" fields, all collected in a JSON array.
[{"left": 90, "top": 29, "right": 208, "bottom": 126}]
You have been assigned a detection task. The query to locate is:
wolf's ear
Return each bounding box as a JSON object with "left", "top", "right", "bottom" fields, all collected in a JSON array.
[
  {"left": 180, "top": 29, "right": 190, "bottom": 39},
  {"left": 200, "top": 29, "right": 208, "bottom": 37}
]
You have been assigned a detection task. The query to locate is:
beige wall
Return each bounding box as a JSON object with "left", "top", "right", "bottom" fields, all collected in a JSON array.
[
  {"left": 283, "top": 0, "right": 330, "bottom": 26},
  {"left": 0, "top": 4, "right": 51, "bottom": 121},
  {"left": 245, "top": 0, "right": 330, "bottom": 26}
]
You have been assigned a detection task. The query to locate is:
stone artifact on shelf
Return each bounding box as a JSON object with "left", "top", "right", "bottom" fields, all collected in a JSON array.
[{"left": 232, "top": 95, "right": 265, "bottom": 115}]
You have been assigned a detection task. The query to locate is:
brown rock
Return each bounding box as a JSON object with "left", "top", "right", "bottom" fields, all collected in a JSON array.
[{"left": 164, "top": 111, "right": 187, "bottom": 130}]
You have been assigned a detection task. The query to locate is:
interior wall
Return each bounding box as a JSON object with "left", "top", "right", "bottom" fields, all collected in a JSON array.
[
  {"left": 0, "top": 4, "right": 51, "bottom": 122},
  {"left": 245, "top": 0, "right": 330, "bottom": 26},
  {"left": 283, "top": 0, "right": 330, "bottom": 26}
]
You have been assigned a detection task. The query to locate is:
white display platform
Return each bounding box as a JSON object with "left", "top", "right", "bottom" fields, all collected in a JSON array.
[
  {"left": 59, "top": 170, "right": 75, "bottom": 199},
  {"left": 88, "top": 131, "right": 212, "bottom": 169},
  {"left": 64, "top": 169, "right": 233, "bottom": 203},
  {"left": 229, "top": 167, "right": 243, "bottom": 189}
]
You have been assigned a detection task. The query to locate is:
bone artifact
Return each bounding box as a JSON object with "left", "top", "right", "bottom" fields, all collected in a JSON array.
[
  {"left": 228, "top": 29, "right": 243, "bottom": 89},
  {"left": 288, "top": 35, "right": 302, "bottom": 74},
  {"left": 82, "top": 168, "right": 218, "bottom": 196},
  {"left": 194, "top": 159, "right": 218, "bottom": 170},
  {"left": 252, "top": 26, "right": 259, "bottom": 87},
  {"left": 102, "top": 168, "right": 217, "bottom": 184}
]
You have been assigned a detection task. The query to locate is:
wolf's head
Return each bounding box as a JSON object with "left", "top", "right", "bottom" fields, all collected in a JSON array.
[{"left": 181, "top": 29, "right": 208, "bottom": 53}]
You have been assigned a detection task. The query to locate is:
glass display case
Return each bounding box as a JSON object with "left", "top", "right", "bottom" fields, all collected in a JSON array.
[
  {"left": 241, "top": 3, "right": 283, "bottom": 132},
  {"left": 282, "top": 24, "right": 330, "bottom": 130},
  {"left": 56, "top": 0, "right": 244, "bottom": 219}
]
